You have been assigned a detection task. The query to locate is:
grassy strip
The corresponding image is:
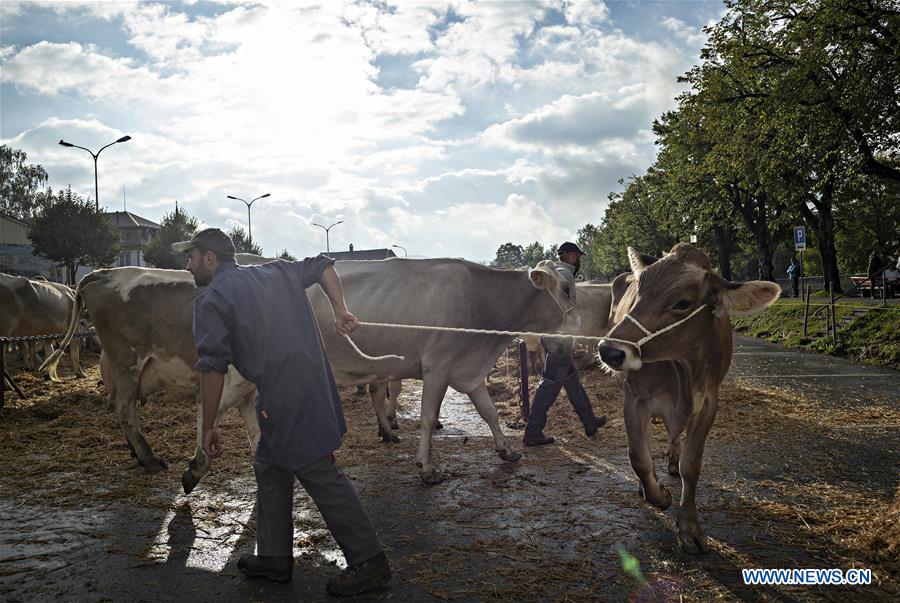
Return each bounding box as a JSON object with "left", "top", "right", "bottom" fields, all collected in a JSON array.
[{"left": 731, "top": 299, "right": 900, "bottom": 369}]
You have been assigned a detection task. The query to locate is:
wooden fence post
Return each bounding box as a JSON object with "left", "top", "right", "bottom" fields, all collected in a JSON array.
[
  {"left": 803, "top": 285, "right": 811, "bottom": 336},
  {"left": 829, "top": 282, "right": 836, "bottom": 342}
]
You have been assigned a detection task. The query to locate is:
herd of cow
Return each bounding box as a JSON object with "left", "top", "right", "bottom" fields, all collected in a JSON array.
[{"left": 4, "top": 243, "right": 779, "bottom": 554}]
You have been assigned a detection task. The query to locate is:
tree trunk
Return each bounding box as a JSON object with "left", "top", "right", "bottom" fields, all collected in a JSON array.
[{"left": 713, "top": 220, "right": 734, "bottom": 280}]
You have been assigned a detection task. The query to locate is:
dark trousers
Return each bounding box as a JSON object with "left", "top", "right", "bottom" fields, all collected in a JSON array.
[
  {"left": 790, "top": 277, "right": 800, "bottom": 298},
  {"left": 524, "top": 351, "right": 596, "bottom": 438},
  {"left": 253, "top": 454, "right": 383, "bottom": 565}
]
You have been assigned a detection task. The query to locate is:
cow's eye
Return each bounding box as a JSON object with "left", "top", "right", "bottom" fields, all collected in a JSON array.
[{"left": 673, "top": 299, "right": 692, "bottom": 311}]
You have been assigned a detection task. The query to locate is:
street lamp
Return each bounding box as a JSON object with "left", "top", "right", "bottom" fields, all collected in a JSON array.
[
  {"left": 311, "top": 220, "right": 343, "bottom": 254},
  {"left": 226, "top": 193, "right": 270, "bottom": 247},
  {"left": 392, "top": 244, "right": 407, "bottom": 257},
  {"left": 58, "top": 135, "right": 132, "bottom": 212}
]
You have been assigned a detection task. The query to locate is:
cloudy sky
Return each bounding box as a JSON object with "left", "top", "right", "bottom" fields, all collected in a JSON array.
[{"left": 2, "top": 0, "right": 724, "bottom": 261}]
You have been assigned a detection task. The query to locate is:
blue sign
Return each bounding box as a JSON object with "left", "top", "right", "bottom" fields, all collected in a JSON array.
[{"left": 794, "top": 226, "right": 806, "bottom": 250}]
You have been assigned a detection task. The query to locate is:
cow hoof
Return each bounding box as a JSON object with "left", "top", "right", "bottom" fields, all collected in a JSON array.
[
  {"left": 646, "top": 485, "right": 672, "bottom": 510},
  {"left": 435, "top": 421, "right": 443, "bottom": 430},
  {"left": 389, "top": 418, "right": 399, "bottom": 430},
  {"left": 419, "top": 469, "right": 444, "bottom": 485},
  {"left": 181, "top": 470, "right": 199, "bottom": 494},
  {"left": 676, "top": 515, "right": 709, "bottom": 554},
  {"left": 667, "top": 461, "right": 680, "bottom": 476},
  {"left": 677, "top": 528, "right": 709, "bottom": 554},
  {"left": 141, "top": 456, "right": 169, "bottom": 473},
  {"left": 380, "top": 431, "right": 400, "bottom": 443},
  {"left": 497, "top": 448, "right": 521, "bottom": 463}
]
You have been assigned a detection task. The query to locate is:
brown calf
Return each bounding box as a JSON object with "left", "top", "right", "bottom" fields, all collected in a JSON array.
[{"left": 597, "top": 243, "right": 779, "bottom": 553}]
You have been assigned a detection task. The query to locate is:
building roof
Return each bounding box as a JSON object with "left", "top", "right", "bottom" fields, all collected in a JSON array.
[
  {"left": 0, "top": 211, "right": 29, "bottom": 226},
  {"left": 325, "top": 248, "right": 397, "bottom": 261},
  {"left": 104, "top": 211, "right": 160, "bottom": 229}
]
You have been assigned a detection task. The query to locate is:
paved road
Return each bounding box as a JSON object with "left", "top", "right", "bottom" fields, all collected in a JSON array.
[{"left": 729, "top": 336, "right": 899, "bottom": 404}]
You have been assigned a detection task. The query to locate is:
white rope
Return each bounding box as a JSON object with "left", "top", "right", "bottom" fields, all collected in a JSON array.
[
  {"left": 598, "top": 304, "right": 709, "bottom": 356},
  {"left": 356, "top": 321, "right": 604, "bottom": 343}
]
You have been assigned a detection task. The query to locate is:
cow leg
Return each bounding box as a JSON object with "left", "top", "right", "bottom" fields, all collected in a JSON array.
[
  {"left": 119, "top": 395, "right": 168, "bottom": 472},
  {"left": 624, "top": 393, "right": 671, "bottom": 510},
  {"left": 371, "top": 383, "right": 399, "bottom": 443},
  {"left": 466, "top": 382, "right": 522, "bottom": 463},
  {"left": 25, "top": 342, "right": 38, "bottom": 372},
  {"left": 387, "top": 379, "right": 402, "bottom": 430},
  {"left": 415, "top": 374, "right": 450, "bottom": 485},
  {"left": 102, "top": 354, "right": 167, "bottom": 473},
  {"left": 676, "top": 396, "right": 717, "bottom": 554},
  {"left": 68, "top": 339, "right": 85, "bottom": 379}
]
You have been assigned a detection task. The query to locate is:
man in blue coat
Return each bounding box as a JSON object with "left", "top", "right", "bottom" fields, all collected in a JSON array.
[{"left": 173, "top": 228, "right": 390, "bottom": 596}]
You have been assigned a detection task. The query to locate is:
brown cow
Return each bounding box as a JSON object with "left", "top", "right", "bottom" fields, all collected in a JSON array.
[
  {"left": 596, "top": 243, "right": 779, "bottom": 553},
  {"left": 0, "top": 273, "right": 85, "bottom": 380}
]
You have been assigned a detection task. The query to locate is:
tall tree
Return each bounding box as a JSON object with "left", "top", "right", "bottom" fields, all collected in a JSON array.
[
  {"left": 491, "top": 242, "right": 525, "bottom": 268},
  {"left": 28, "top": 187, "right": 121, "bottom": 284},
  {"left": 143, "top": 205, "right": 199, "bottom": 269},
  {"left": 521, "top": 241, "right": 548, "bottom": 268},
  {"left": 0, "top": 145, "right": 49, "bottom": 220},
  {"left": 278, "top": 249, "right": 297, "bottom": 261},
  {"left": 228, "top": 225, "right": 263, "bottom": 255}
]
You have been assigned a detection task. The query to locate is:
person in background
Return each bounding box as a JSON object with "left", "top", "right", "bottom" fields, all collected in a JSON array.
[
  {"left": 174, "top": 228, "right": 391, "bottom": 597},
  {"left": 787, "top": 257, "right": 801, "bottom": 298},
  {"left": 522, "top": 242, "right": 607, "bottom": 447}
]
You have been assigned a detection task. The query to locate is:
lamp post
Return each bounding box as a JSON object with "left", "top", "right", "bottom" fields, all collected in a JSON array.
[
  {"left": 392, "top": 244, "right": 407, "bottom": 257},
  {"left": 311, "top": 220, "right": 343, "bottom": 254},
  {"left": 227, "top": 193, "right": 270, "bottom": 247},
  {"left": 58, "top": 135, "right": 132, "bottom": 212}
]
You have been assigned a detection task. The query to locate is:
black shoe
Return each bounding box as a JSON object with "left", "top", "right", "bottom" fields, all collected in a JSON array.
[
  {"left": 523, "top": 434, "right": 555, "bottom": 447},
  {"left": 585, "top": 415, "right": 607, "bottom": 437},
  {"left": 326, "top": 552, "right": 391, "bottom": 596},
  {"left": 237, "top": 554, "right": 293, "bottom": 583}
]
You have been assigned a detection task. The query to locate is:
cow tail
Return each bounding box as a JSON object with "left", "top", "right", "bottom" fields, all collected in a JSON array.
[{"left": 39, "top": 281, "right": 85, "bottom": 373}]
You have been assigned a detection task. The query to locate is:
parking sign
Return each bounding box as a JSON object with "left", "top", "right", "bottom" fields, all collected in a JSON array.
[{"left": 794, "top": 226, "right": 806, "bottom": 251}]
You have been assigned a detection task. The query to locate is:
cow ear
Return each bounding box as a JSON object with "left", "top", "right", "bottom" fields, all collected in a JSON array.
[
  {"left": 528, "top": 260, "right": 555, "bottom": 290},
  {"left": 719, "top": 280, "right": 781, "bottom": 316},
  {"left": 627, "top": 247, "right": 649, "bottom": 275}
]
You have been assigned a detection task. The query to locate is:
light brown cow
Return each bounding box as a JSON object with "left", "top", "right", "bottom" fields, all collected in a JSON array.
[
  {"left": 596, "top": 243, "right": 779, "bottom": 553},
  {"left": 0, "top": 273, "right": 85, "bottom": 380}
]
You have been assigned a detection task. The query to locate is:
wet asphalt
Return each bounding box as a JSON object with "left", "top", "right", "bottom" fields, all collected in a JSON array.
[{"left": 1, "top": 337, "right": 897, "bottom": 602}]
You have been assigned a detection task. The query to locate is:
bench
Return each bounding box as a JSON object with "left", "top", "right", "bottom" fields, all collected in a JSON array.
[{"left": 850, "top": 275, "right": 883, "bottom": 298}]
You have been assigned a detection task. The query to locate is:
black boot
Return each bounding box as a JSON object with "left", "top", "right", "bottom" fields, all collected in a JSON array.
[
  {"left": 562, "top": 370, "right": 605, "bottom": 436},
  {"left": 326, "top": 552, "right": 391, "bottom": 596},
  {"left": 237, "top": 554, "right": 293, "bottom": 583},
  {"left": 523, "top": 360, "right": 564, "bottom": 445}
]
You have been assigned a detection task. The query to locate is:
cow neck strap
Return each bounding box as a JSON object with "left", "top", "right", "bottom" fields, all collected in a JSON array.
[{"left": 600, "top": 303, "right": 708, "bottom": 355}]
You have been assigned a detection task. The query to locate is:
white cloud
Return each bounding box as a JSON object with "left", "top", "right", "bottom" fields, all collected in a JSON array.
[{"left": 1, "top": 0, "right": 717, "bottom": 261}]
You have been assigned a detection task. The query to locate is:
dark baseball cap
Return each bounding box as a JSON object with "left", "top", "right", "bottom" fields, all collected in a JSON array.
[
  {"left": 558, "top": 241, "right": 586, "bottom": 256},
  {"left": 172, "top": 228, "right": 236, "bottom": 255}
]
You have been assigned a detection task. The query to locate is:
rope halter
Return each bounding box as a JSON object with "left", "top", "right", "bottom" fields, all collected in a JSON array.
[{"left": 597, "top": 303, "right": 709, "bottom": 357}]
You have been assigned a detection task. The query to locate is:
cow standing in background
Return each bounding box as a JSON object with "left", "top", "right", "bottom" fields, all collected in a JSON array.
[
  {"left": 0, "top": 273, "right": 85, "bottom": 380},
  {"left": 597, "top": 244, "right": 779, "bottom": 553},
  {"left": 44, "top": 257, "right": 580, "bottom": 490}
]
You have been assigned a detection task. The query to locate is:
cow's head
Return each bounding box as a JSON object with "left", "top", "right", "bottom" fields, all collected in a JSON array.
[
  {"left": 597, "top": 243, "right": 780, "bottom": 371},
  {"left": 528, "top": 260, "right": 582, "bottom": 332}
]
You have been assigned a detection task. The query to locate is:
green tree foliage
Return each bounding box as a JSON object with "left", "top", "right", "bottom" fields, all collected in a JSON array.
[
  {"left": 278, "top": 249, "right": 297, "bottom": 261},
  {"left": 591, "top": 173, "right": 685, "bottom": 278},
  {"left": 228, "top": 225, "right": 263, "bottom": 255},
  {"left": 576, "top": 224, "right": 602, "bottom": 280},
  {"left": 0, "top": 145, "right": 48, "bottom": 220},
  {"left": 491, "top": 242, "right": 525, "bottom": 268},
  {"left": 521, "top": 241, "right": 550, "bottom": 267},
  {"left": 28, "top": 187, "right": 121, "bottom": 284},
  {"left": 143, "top": 205, "right": 199, "bottom": 269}
]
